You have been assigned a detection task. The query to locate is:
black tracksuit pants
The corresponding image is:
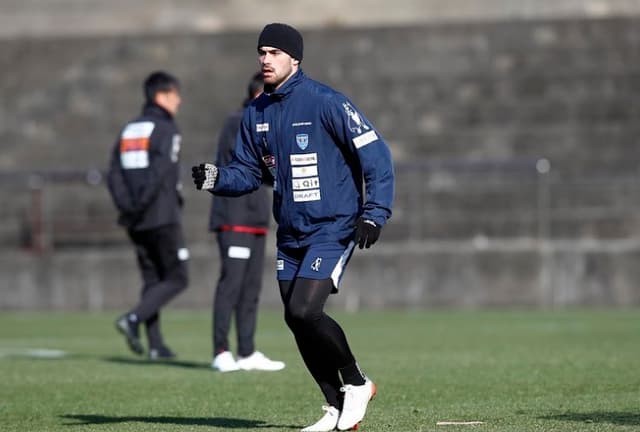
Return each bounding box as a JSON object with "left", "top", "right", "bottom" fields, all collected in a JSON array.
[
  {"left": 128, "top": 224, "right": 188, "bottom": 348},
  {"left": 213, "top": 230, "right": 266, "bottom": 357}
]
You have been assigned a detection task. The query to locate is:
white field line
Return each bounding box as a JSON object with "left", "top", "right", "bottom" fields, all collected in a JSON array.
[
  {"left": 0, "top": 348, "right": 67, "bottom": 358},
  {"left": 437, "top": 421, "right": 485, "bottom": 426}
]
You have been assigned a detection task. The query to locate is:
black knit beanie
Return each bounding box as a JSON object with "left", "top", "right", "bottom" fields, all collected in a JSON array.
[{"left": 257, "top": 23, "right": 303, "bottom": 61}]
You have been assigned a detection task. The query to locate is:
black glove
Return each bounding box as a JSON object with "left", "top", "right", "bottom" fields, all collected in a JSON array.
[
  {"left": 354, "top": 217, "right": 381, "bottom": 249},
  {"left": 191, "top": 163, "right": 218, "bottom": 190}
]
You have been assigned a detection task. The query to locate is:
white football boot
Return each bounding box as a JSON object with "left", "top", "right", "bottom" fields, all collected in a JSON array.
[
  {"left": 337, "top": 379, "right": 377, "bottom": 430},
  {"left": 301, "top": 405, "right": 340, "bottom": 432},
  {"left": 211, "top": 351, "right": 240, "bottom": 372},
  {"left": 236, "top": 351, "right": 285, "bottom": 371}
]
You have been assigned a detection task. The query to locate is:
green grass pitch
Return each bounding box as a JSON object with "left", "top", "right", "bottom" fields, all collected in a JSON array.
[{"left": 0, "top": 309, "right": 638, "bottom": 431}]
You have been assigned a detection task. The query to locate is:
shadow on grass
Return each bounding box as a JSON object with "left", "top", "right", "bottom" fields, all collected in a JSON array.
[
  {"left": 61, "top": 414, "right": 299, "bottom": 429},
  {"left": 541, "top": 411, "right": 640, "bottom": 426},
  {"left": 102, "top": 356, "right": 211, "bottom": 370}
]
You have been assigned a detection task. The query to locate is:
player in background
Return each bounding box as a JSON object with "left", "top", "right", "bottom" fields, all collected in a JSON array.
[
  {"left": 107, "top": 71, "right": 189, "bottom": 360},
  {"left": 209, "top": 72, "right": 285, "bottom": 372}
]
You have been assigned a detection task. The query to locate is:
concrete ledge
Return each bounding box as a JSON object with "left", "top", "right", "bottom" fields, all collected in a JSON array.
[
  {"left": 2, "top": 0, "right": 639, "bottom": 39},
  {"left": 3, "top": 239, "right": 640, "bottom": 310}
]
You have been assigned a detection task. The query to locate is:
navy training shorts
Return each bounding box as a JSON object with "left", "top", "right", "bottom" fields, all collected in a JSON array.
[{"left": 276, "top": 241, "right": 356, "bottom": 292}]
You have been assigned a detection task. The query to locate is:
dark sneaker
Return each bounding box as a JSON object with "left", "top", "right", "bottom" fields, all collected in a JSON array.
[
  {"left": 149, "top": 345, "right": 176, "bottom": 360},
  {"left": 115, "top": 315, "right": 144, "bottom": 355}
]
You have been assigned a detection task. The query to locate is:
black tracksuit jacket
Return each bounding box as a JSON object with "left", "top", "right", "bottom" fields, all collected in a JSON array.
[{"left": 107, "top": 103, "right": 183, "bottom": 231}]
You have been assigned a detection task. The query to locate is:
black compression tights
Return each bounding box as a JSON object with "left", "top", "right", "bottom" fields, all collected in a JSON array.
[{"left": 279, "top": 278, "right": 358, "bottom": 409}]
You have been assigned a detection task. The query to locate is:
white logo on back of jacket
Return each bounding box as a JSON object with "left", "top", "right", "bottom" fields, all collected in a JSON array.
[{"left": 119, "top": 121, "right": 155, "bottom": 169}]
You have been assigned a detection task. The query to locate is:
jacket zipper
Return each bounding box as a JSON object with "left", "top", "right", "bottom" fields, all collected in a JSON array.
[{"left": 273, "top": 99, "right": 295, "bottom": 245}]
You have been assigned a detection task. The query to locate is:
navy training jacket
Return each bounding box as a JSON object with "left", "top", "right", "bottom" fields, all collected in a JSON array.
[
  {"left": 107, "top": 104, "right": 183, "bottom": 231},
  {"left": 212, "top": 69, "right": 394, "bottom": 248}
]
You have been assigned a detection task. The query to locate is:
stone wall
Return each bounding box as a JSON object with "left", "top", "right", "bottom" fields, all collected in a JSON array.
[
  {"left": 1, "top": 17, "right": 638, "bottom": 176},
  {"left": 1, "top": 16, "right": 639, "bottom": 245},
  {"left": 2, "top": 14, "right": 640, "bottom": 309}
]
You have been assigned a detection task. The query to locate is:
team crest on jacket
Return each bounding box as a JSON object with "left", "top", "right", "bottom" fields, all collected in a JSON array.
[{"left": 296, "top": 134, "right": 309, "bottom": 150}]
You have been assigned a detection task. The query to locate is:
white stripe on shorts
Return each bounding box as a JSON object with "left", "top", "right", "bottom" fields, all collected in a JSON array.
[{"left": 330, "top": 241, "right": 355, "bottom": 289}]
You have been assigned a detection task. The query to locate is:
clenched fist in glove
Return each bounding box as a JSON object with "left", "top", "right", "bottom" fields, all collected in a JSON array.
[
  {"left": 192, "top": 163, "right": 218, "bottom": 190},
  {"left": 354, "top": 217, "right": 381, "bottom": 249}
]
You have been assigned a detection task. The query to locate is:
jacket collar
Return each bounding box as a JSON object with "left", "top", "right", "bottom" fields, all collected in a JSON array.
[
  {"left": 265, "top": 69, "right": 305, "bottom": 99},
  {"left": 142, "top": 102, "right": 173, "bottom": 120}
]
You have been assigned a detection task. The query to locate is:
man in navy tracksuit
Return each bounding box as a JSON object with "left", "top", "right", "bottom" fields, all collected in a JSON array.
[
  {"left": 209, "top": 72, "right": 285, "bottom": 372},
  {"left": 192, "top": 24, "right": 394, "bottom": 431},
  {"left": 107, "top": 71, "right": 189, "bottom": 360}
]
